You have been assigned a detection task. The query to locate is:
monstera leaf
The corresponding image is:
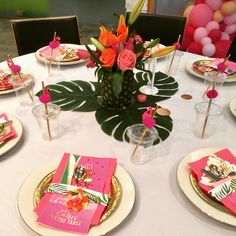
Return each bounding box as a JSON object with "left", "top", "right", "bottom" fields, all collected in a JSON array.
[
  {"left": 95, "top": 102, "right": 173, "bottom": 144},
  {"left": 37, "top": 80, "right": 100, "bottom": 112},
  {"left": 36, "top": 71, "right": 178, "bottom": 144},
  {"left": 134, "top": 71, "right": 179, "bottom": 101}
]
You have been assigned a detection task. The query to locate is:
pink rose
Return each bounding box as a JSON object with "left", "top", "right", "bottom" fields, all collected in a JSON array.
[
  {"left": 124, "top": 38, "right": 134, "bottom": 51},
  {"left": 134, "top": 34, "right": 142, "bottom": 43},
  {"left": 117, "top": 49, "right": 136, "bottom": 71},
  {"left": 77, "top": 49, "right": 90, "bottom": 60}
]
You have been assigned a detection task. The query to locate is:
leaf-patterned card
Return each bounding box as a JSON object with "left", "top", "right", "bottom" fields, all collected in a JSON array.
[{"left": 188, "top": 148, "right": 236, "bottom": 215}]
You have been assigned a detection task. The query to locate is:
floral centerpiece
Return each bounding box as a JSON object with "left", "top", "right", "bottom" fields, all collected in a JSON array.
[{"left": 77, "top": 0, "right": 175, "bottom": 109}]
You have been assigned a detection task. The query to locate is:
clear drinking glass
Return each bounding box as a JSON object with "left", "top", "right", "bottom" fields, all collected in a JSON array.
[
  {"left": 10, "top": 73, "right": 34, "bottom": 106},
  {"left": 32, "top": 103, "right": 61, "bottom": 140},
  {"left": 202, "top": 71, "right": 226, "bottom": 101},
  {"left": 127, "top": 124, "right": 159, "bottom": 164},
  {"left": 194, "top": 102, "right": 223, "bottom": 139},
  {"left": 44, "top": 60, "right": 62, "bottom": 84},
  {"left": 165, "top": 50, "right": 183, "bottom": 76}
]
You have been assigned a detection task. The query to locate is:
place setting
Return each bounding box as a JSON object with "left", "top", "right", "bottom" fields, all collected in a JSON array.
[
  {"left": 177, "top": 147, "right": 236, "bottom": 227},
  {"left": 17, "top": 152, "right": 135, "bottom": 236},
  {"left": 35, "top": 32, "right": 89, "bottom": 66},
  {"left": 185, "top": 56, "right": 236, "bottom": 83},
  {"left": 0, "top": 112, "right": 23, "bottom": 156}
]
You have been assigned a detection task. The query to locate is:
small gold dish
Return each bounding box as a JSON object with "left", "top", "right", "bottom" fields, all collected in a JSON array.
[
  {"left": 33, "top": 170, "right": 122, "bottom": 223},
  {"left": 190, "top": 174, "right": 233, "bottom": 215}
]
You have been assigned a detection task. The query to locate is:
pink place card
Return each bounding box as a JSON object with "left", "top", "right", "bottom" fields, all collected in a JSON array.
[
  {"left": 39, "top": 46, "right": 61, "bottom": 60},
  {"left": 188, "top": 148, "right": 236, "bottom": 214},
  {"left": 35, "top": 153, "right": 116, "bottom": 234},
  {"left": 0, "top": 113, "right": 16, "bottom": 142}
]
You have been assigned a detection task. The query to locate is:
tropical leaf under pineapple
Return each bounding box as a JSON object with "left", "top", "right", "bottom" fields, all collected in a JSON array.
[
  {"left": 95, "top": 102, "right": 172, "bottom": 144},
  {"left": 36, "top": 71, "right": 178, "bottom": 144}
]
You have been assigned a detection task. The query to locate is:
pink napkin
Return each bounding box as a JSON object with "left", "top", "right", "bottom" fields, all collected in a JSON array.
[
  {"left": 188, "top": 148, "right": 236, "bottom": 214},
  {"left": 35, "top": 153, "right": 116, "bottom": 234},
  {"left": 0, "top": 113, "right": 16, "bottom": 142},
  {"left": 39, "top": 46, "right": 61, "bottom": 60},
  {"left": 193, "top": 59, "right": 236, "bottom": 76}
]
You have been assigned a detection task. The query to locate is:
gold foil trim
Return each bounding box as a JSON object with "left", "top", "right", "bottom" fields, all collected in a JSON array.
[
  {"left": 189, "top": 174, "right": 233, "bottom": 215},
  {"left": 33, "top": 170, "right": 121, "bottom": 223}
]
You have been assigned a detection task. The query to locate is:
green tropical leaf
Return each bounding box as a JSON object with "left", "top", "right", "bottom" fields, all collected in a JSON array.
[
  {"left": 85, "top": 44, "right": 101, "bottom": 64},
  {"left": 36, "top": 80, "right": 100, "bottom": 112},
  {"left": 112, "top": 72, "right": 124, "bottom": 98},
  {"left": 95, "top": 101, "right": 172, "bottom": 144},
  {"left": 35, "top": 71, "right": 178, "bottom": 144},
  {"left": 134, "top": 71, "right": 179, "bottom": 101}
]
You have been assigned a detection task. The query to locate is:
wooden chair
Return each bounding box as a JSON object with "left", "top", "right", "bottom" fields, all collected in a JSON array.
[
  {"left": 126, "top": 12, "right": 186, "bottom": 46},
  {"left": 11, "top": 15, "right": 80, "bottom": 56}
]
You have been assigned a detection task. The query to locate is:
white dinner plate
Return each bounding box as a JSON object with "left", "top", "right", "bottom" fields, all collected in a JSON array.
[
  {"left": 0, "top": 71, "right": 34, "bottom": 95},
  {"left": 0, "top": 113, "right": 23, "bottom": 156},
  {"left": 177, "top": 147, "right": 236, "bottom": 227},
  {"left": 17, "top": 160, "right": 135, "bottom": 236},
  {"left": 185, "top": 59, "right": 236, "bottom": 83},
  {"left": 229, "top": 96, "right": 236, "bottom": 118},
  {"left": 35, "top": 44, "right": 89, "bottom": 66}
]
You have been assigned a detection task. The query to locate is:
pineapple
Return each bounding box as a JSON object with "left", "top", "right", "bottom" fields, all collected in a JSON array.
[{"left": 100, "top": 70, "right": 134, "bottom": 109}]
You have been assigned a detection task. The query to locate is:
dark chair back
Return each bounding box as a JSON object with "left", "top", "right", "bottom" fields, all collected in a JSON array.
[
  {"left": 228, "top": 37, "right": 236, "bottom": 63},
  {"left": 126, "top": 12, "right": 186, "bottom": 46},
  {"left": 11, "top": 15, "right": 80, "bottom": 56}
]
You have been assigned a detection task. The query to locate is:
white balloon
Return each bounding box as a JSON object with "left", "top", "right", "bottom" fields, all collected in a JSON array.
[
  {"left": 225, "top": 24, "right": 236, "bottom": 34},
  {"left": 206, "top": 21, "right": 220, "bottom": 32},
  {"left": 201, "top": 37, "right": 212, "bottom": 45},
  {"left": 194, "top": 27, "right": 208, "bottom": 42},
  {"left": 202, "top": 44, "right": 216, "bottom": 57},
  {"left": 221, "top": 32, "right": 230, "bottom": 40}
]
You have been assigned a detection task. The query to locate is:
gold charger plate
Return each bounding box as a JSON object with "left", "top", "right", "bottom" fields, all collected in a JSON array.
[
  {"left": 185, "top": 59, "right": 236, "bottom": 83},
  {"left": 177, "top": 147, "right": 236, "bottom": 227},
  {"left": 17, "top": 159, "right": 135, "bottom": 236}
]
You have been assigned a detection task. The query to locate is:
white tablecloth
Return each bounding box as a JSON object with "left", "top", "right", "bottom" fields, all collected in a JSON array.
[{"left": 0, "top": 51, "right": 236, "bottom": 236}]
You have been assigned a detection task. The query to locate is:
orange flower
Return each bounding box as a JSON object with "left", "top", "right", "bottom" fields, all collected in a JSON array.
[
  {"left": 116, "top": 15, "right": 128, "bottom": 43},
  {"left": 99, "top": 26, "right": 114, "bottom": 47},
  {"left": 98, "top": 15, "right": 128, "bottom": 47},
  {"left": 99, "top": 48, "right": 116, "bottom": 67}
]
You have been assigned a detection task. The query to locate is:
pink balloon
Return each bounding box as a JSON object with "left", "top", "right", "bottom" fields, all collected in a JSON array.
[
  {"left": 206, "top": 21, "right": 220, "bottom": 32},
  {"left": 194, "top": 27, "right": 208, "bottom": 42},
  {"left": 205, "top": 0, "right": 222, "bottom": 10},
  {"left": 201, "top": 37, "right": 212, "bottom": 45},
  {"left": 225, "top": 24, "right": 236, "bottom": 34},
  {"left": 189, "top": 4, "right": 214, "bottom": 28},
  {"left": 202, "top": 43, "right": 216, "bottom": 56},
  {"left": 221, "top": 32, "right": 230, "bottom": 40},
  {"left": 224, "top": 12, "right": 236, "bottom": 25}
]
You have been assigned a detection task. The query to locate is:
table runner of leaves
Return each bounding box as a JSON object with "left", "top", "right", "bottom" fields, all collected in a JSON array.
[{"left": 37, "top": 71, "right": 178, "bottom": 144}]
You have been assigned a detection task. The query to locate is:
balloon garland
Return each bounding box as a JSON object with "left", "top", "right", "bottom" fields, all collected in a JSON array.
[{"left": 182, "top": 0, "right": 236, "bottom": 58}]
